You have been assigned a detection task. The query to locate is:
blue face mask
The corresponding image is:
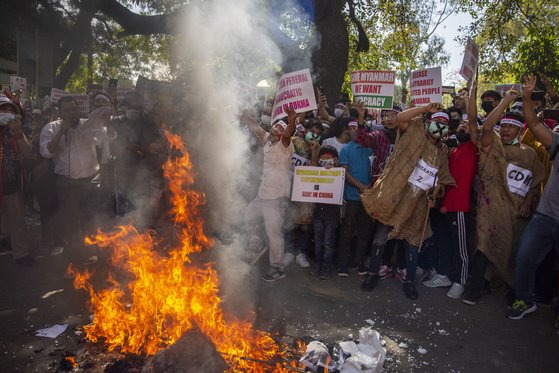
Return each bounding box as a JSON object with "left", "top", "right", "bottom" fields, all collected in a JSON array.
[{"left": 305, "top": 131, "right": 320, "bottom": 142}]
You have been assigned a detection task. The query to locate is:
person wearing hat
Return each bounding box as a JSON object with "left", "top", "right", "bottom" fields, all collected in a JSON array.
[
  {"left": 0, "top": 95, "right": 34, "bottom": 266},
  {"left": 360, "top": 103, "right": 455, "bottom": 299},
  {"left": 462, "top": 88, "right": 545, "bottom": 306},
  {"left": 241, "top": 108, "right": 296, "bottom": 282}
]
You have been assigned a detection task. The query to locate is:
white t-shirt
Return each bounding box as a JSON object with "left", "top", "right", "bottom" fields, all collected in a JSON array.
[{"left": 258, "top": 134, "right": 294, "bottom": 199}]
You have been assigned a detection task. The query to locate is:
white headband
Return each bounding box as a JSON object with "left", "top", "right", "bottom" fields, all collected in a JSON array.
[
  {"left": 295, "top": 124, "right": 305, "bottom": 133},
  {"left": 348, "top": 121, "right": 358, "bottom": 128},
  {"left": 500, "top": 117, "right": 523, "bottom": 128},
  {"left": 275, "top": 120, "right": 287, "bottom": 130},
  {"left": 431, "top": 112, "right": 449, "bottom": 122}
]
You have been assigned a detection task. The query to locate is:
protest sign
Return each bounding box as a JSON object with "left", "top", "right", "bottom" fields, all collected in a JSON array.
[
  {"left": 410, "top": 67, "right": 442, "bottom": 106},
  {"left": 459, "top": 38, "right": 479, "bottom": 82},
  {"left": 291, "top": 166, "right": 345, "bottom": 205},
  {"left": 50, "top": 88, "right": 70, "bottom": 104},
  {"left": 271, "top": 69, "right": 317, "bottom": 122},
  {"left": 350, "top": 70, "right": 395, "bottom": 109},
  {"left": 10, "top": 76, "right": 26, "bottom": 102},
  {"left": 74, "top": 95, "right": 90, "bottom": 114},
  {"left": 442, "top": 86, "right": 455, "bottom": 95},
  {"left": 495, "top": 84, "right": 522, "bottom": 96}
]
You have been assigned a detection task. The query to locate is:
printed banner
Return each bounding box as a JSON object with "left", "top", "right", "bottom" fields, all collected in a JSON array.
[
  {"left": 495, "top": 84, "right": 522, "bottom": 96},
  {"left": 459, "top": 38, "right": 479, "bottom": 82},
  {"left": 272, "top": 68, "right": 317, "bottom": 122},
  {"left": 291, "top": 166, "right": 345, "bottom": 205},
  {"left": 350, "top": 70, "right": 395, "bottom": 109},
  {"left": 411, "top": 67, "right": 442, "bottom": 106},
  {"left": 50, "top": 88, "right": 70, "bottom": 104}
]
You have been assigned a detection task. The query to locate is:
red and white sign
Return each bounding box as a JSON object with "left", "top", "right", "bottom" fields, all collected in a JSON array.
[
  {"left": 410, "top": 67, "right": 442, "bottom": 106},
  {"left": 291, "top": 166, "right": 345, "bottom": 205},
  {"left": 74, "top": 95, "right": 90, "bottom": 114},
  {"left": 50, "top": 88, "right": 70, "bottom": 104},
  {"left": 459, "top": 38, "right": 479, "bottom": 82},
  {"left": 271, "top": 68, "right": 317, "bottom": 122},
  {"left": 350, "top": 70, "right": 395, "bottom": 109}
]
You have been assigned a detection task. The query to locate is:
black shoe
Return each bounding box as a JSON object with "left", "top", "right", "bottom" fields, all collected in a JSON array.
[
  {"left": 462, "top": 290, "right": 481, "bottom": 305},
  {"left": 356, "top": 264, "right": 369, "bottom": 276},
  {"left": 506, "top": 300, "right": 537, "bottom": 320},
  {"left": 309, "top": 264, "right": 322, "bottom": 277},
  {"left": 15, "top": 255, "right": 35, "bottom": 267},
  {"left": 482, "top": 280, "right": 491, "bottom": 295},
  {"left": 361, "top": 274, "right": 379, "bottom": 291},
  {"left": 320, "top": 266, "right": 333, "bottom": 280},
  {"left": 403, "top": 282, "right": 418, "bottom": 300},
  {"left": 338, "top": 267, "right": 349, "bottom": 277}
]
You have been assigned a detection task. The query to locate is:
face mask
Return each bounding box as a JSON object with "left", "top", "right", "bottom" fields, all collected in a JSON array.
[
  {"left": 455, "top": 132, "right": 470, "bottom": 143},
  {"left": 126, "top": 109, "right": 140, "bottom": 121},
  {"left": 427, "top": 121, "right": 448, "bottom": 139},
  {"left": 260, "top": 115, "right": 271, "bottom": 126},
  {"left": 319, "top": 158, "right": 335, "bottom": 167},
  {"left": 334, "top": 108, "right": 344, "bottom": 118},
  {"left": 449, "top": 118, "right": 460, "bottom": 130},
  {"left": 481, "top": 101, "right": 494, "bottom": 114},
  {"left": 305, "top": 131, "right": 320, "bottom": 142},
  {"left": 504, "top": 137, "right": 520, "bottom": 145},
  {"left": 0, "top": 112, "right": 15, "bottom": 126}
]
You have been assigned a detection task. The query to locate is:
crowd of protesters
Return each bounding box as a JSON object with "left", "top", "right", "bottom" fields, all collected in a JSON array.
[
  {"left": 1, "top": 71, "right": 558, "bottom": 336},
  {"left": 242, "top": 73, "right": 559, "bottom": 334}
]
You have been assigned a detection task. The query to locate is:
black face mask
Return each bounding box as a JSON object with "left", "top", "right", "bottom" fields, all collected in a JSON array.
[
  {"left": 449, "top": 118, "right": 460, "bottom": 130},
  {"left": 481, "top": 101, "right": 494, "bottom": 114},
  {"left": 455, "top": 132, "right": 471, "bottom": 143}
]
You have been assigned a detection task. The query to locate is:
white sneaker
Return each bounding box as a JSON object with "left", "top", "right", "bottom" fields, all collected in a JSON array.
[
  {"left": 295, "top": 253, "right": 310, "bottom": 268},
  {"left": 423, "top": 274, "right": 452, "bottom": 288},
  {"left": 447, "top": 282, "right": 465, "bottom": 298},
  {"left": 282, "top": 252, "right": 295, "bottom": 267}
]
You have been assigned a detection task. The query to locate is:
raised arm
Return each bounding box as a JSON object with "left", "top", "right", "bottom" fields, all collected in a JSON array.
[
  {"left": 522, "top": 74, "right": 553, "bottom": 148},
  {"left": 480, "top": 90, "right": 518, "bottom": 148},
  {"left": 395, "top": 102, "right": 441, "bottom": 132},
  {"left": 281, "top": 107, "right": 297, "bottom": 147},
  {"left": 240, "top": 109, "right": 268, "bottom": 145},
  {"left": 316, "top": 87, "right": 335, "bottom": 123}
]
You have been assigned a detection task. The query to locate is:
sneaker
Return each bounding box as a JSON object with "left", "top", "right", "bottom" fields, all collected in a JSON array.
[
  {"left": 309, "top": 264, "right": 322, "bottom": 277},
  {"left": 447, "top": 283, "right": 465, "bottom": 299},
  {"left": 355, "top": 264, "right": 369, "bottom": 276},
  {"left": 423, "top": 274, "right": 452, "bottom": 288},
  {"left": 320, "top": 266, "right": 333, "bottom": 280},
  {"left": 295, "top": 253, "right": 310, "bottom": 268},
  {"left": 281, "top": 252, "right": 295, "bottom": 267},
  {"left": 462, "top": 290, "right": 481, "bottom": 305},
  {"left": 361, "top": 274, "right": 380, "bottom": 292},
  {"left": 506, "top": 300, "right": 537, "bottom": 320},
  {"left": 403, "top": 282, "right": 418, "bottom": 300},
  {"left": 338, "top": 267, "right": 349, "bottom": 277},
  {"left": 249, "top": 246, "right": 268, "bottom": 265},
  {"left": 395, "top": 268, "right": 407, "bottom": 283},
  {"left": 379, "top": 265, "right": 393, "bottom": 280},
  {"left": 262, "top": 267, "right": 286, "bottom": 282},
  {"left": 419, "top": 268, "right": 436, "bottom": 282}
]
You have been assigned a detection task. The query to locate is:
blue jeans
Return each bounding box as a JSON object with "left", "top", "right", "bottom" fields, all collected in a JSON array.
[
  {"left": 313, "top": 218, "right": 339, "bottom": 267},
  {"left": 514, "top": 212, "right": 559, "bottom": 312}
]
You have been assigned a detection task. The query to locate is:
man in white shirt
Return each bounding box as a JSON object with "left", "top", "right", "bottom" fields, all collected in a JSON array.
[
  {"left": 241, "top": 107, "right": 296, "bottom": 282},
  {"left": 39, "top": 96, "right": 114, "bottom": 248}
]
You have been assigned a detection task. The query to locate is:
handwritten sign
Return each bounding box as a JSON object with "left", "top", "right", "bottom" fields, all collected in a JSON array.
[
  {"left": 50, "top": 88, "right": 70, "bottom": 104},
  {"left": 506, "top": 163, "right": 532, "bottom": 197},
  {"left": 459, "top": 38, "right": 479, "bottom": 82},
  {"left": 291, "top": 166, "right": 345, "bottom": 205},
  {"left": 271, "top": 69, "right": 317, "bottom": 122},
  {"left": 411, "top": 67, "right": 442, "bottom": 106},
  {"left": 407, "top": 159, "right": 439, "bottom": 191},
  {"left": 350, "top": 70, "right": 395, "bottom": 109}
]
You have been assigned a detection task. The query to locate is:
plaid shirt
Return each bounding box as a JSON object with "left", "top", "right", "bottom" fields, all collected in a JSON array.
[{"left": 355, "top": 126, "right": 391, "bottom": 186}]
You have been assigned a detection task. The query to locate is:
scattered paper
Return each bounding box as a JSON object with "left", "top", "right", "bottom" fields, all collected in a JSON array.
[
  {"left": 36, "top": 324, "right": 68, "bottom": 338},
  {"left": 417, "top": 347, "right": 427, "bottom": 355},
  {"left": 41, "top": 289, "right": 64, "bottom": 299}
]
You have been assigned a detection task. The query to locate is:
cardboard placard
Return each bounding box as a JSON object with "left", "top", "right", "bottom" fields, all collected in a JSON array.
[
  {"left": 459, "top": 38, "right": 479, "bottom": 82},
  {"left": 350, "top": 70, "right": 395, "bottom": 109},
  {"left": 271, "top": 68, "right": 317, "bottom": 122},
  {"left": 291, "top": 166, "right": 345, "bottom": 205},
  {"left": 410, "top": 67, "right": 442, "bottom": 106}
]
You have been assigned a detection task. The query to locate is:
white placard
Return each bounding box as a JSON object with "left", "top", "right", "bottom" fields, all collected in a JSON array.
[
  {"left": 271, "top": 68, "right": 317, "bottom": 122},
  {"left": 459, "top": 38, "right": 479, "bottom": 82},
  {"left": 10, "top": 76, "right": 26, "bottom": 102},
  {"left": 291, "top": 166, "right": 345, "bottom": 205},
  {"left": 350, "top": 70, "right": 395, "bottom": 109},
  {"left": 506, "top": 163, "right": 532, "bottom": 197},
  {"left": 74, "top": 95, "right": 90, "bottom": 114},
  {"left": 291, "top": 153, "right": 311, "bottom": 171},
  {"left": 407, "top": 159, "right": 439, "bottom": 191},
  {"left": 50, "top": 88, "right": 70, "bottom": 104},
  {"left": 410, "top": 67, "right": 442, "bottom": 106}
]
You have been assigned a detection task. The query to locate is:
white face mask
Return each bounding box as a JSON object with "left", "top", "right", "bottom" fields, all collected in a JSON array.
[
  {"left": 334, "top": 108, "right": 344, "bottom": 118},
  {"left": 126, "top": 109, "right": 140, "bottom": 121},
  {"left": 0, "top": 112, "right": 15, "bottom": 126}
]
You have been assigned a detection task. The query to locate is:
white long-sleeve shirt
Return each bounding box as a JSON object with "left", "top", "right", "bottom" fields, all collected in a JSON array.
[{"left": 40, "top": 115, "right": 116, "bottom": 179}]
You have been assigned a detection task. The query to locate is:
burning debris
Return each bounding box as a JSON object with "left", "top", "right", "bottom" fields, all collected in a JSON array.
[{"left": 67, "top": 130, "right": 301, "bottom": 371}]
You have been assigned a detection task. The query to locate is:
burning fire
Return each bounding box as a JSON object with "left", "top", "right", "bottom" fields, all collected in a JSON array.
[{"left": 69, "top": 130, "right": 298, "bottom": 371}]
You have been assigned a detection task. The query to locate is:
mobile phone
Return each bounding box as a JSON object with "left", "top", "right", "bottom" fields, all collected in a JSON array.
[
  {"left": 531, "top": 90, "right": 546, "bottom": 101},
  {"left": 543, "top": 109, "right": 559, "bottom": 121}
]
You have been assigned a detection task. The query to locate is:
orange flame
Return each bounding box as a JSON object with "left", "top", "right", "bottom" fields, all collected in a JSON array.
[
  {"left": 65, "top": 356, "right": 78, "bottom": 368},
  {"left": 70, "top": 130, "right": 300, "bottom": 371}
]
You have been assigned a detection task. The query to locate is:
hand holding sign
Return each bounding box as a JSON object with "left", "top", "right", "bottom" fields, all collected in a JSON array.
[
  {"left": 503, "top": 89, "right": 519, "bottom": 103},
  {"left": 286, "top": 106, "right": 298, "bottom": 124},
  {"left": 425, "top": 102, "right": 443, "bottom": 113}
]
